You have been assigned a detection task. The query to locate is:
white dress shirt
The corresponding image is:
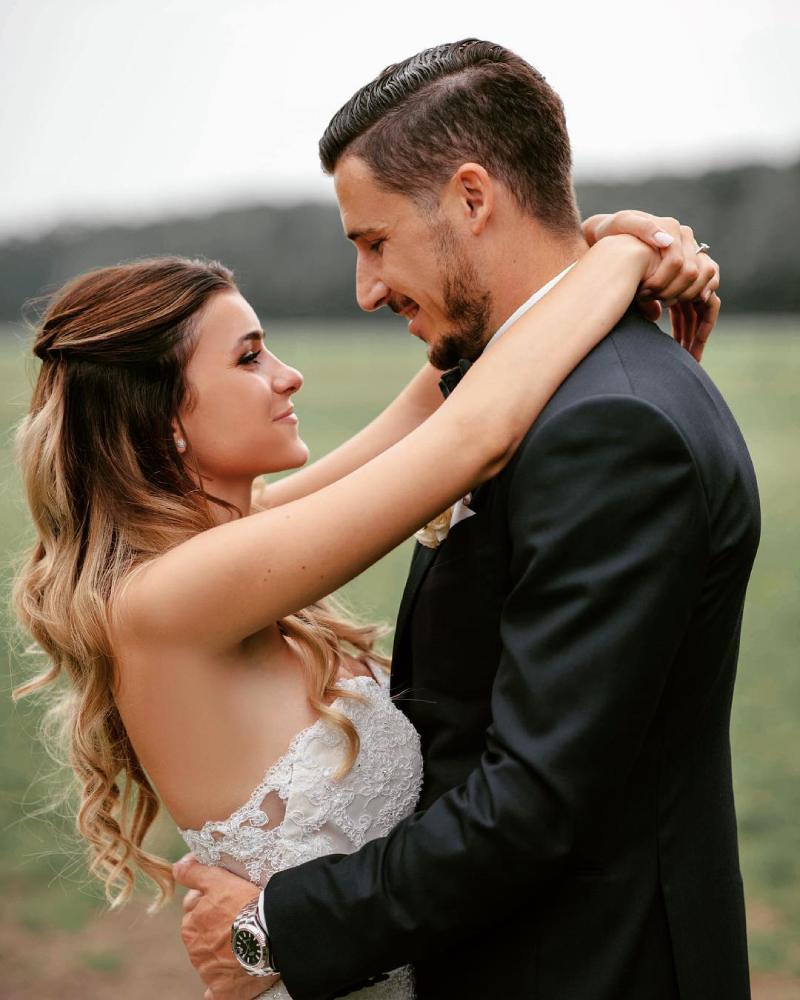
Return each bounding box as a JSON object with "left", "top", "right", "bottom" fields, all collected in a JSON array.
[{"left": 485, "top": 260, "right": 577, "bottom": 350}]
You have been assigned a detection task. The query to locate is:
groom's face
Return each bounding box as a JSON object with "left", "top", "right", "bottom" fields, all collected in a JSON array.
[{"left": 334, "top": 155, "right": 493, "bottom": 369}]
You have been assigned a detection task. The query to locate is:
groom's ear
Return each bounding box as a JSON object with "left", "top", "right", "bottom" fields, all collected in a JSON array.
[{"left": 445, "top": 162, "right": 494, "bottom": 236}]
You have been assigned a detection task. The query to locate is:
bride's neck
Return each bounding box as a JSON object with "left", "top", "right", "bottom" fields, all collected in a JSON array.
[{"left": 188, "top": 473, "right": 256, "bottom": 525}]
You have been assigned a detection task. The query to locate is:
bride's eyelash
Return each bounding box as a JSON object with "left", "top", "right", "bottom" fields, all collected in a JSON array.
[{"left": 239, "top": 349, "right": 262, "bottom": 365}]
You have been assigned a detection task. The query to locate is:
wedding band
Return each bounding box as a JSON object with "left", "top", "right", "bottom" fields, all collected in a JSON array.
[{"left": 695, "top": 242, "right": 711, "bottom": 254}]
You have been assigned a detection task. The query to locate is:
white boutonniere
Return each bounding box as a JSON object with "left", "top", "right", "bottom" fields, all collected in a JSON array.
[{"left": 414, "top": 493, "right": 476, "bottom": 549}]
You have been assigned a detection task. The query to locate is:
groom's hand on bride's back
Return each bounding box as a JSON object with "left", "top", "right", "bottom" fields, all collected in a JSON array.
[
  {"left": 583, "top": 209, "right": 721, "bottom": 361},
  {"left": 173, "top": 854, "right": 271, "bottom": 1000}
]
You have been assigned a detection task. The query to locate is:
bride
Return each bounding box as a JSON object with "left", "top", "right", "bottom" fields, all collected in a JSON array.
[{"left": 11, "top": 213, "right": 718, "bottom": 999}]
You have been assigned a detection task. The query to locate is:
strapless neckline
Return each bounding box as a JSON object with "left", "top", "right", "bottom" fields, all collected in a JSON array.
[{"left": 179, "top": 667, "right": 387, "bottom": 839}]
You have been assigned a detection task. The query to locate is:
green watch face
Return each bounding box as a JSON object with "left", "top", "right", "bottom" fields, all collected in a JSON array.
[{"left": 233, "top": 928, "right": 264, "bottom": 967}]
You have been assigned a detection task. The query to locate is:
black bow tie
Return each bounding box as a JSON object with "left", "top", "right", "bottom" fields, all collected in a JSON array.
[{"left": 438, "top": 358, "right": 473, "bottom": 399}]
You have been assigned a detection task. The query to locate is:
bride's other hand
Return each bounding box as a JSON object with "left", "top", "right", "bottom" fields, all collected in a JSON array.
[{"left": 582, "top": 210, "right": 721, "bottom": 361}]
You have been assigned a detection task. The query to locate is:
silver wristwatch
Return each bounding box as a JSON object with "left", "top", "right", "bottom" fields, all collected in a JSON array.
[{"left": 231, "top": 897, "right": 278, "bottom": 976}]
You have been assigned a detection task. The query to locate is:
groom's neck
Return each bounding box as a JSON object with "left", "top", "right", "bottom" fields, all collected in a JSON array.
[{"left": 483, "top": 221, "right": 591, "bottom": 337}]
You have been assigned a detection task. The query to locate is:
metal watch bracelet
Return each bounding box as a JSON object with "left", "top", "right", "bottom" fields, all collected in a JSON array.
[{"left": 231, "top": 896, "right": 279, "bottom": 977}]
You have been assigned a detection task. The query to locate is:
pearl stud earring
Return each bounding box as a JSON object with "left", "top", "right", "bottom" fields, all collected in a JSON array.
[{"left": 176, "top": 438, "right": 186, "bottom": 452}]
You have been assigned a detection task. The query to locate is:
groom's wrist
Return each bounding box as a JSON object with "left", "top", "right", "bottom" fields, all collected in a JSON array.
[
  {"left": 258, "top": 887, "right": 280, "bottom": 974},
  {"left": 231, "top": 892, "right": 280, "bottom": 976},
  {"left": 257, "top": 889, "right": 269, "bottom": 943},
  {"left": 259, "top": 884, "right": 283, "bottom": 976}
]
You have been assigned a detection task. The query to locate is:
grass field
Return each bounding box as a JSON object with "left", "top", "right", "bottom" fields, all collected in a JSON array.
[{"left": 0, "top": 316, "right": 798, "bottom": 998}]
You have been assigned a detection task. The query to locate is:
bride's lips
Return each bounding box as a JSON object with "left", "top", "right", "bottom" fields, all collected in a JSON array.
[{"left": 273, "top": 405, "right": 298, "bottom": 423}]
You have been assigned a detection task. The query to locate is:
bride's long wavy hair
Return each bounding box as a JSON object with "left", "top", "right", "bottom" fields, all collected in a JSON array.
[{"left": 10, "top": 255, "right": 389, "bottom": 910}]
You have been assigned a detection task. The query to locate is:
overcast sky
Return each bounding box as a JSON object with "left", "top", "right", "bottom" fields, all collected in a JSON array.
[{"left": 1, "top": 0, "right": 798, "bottom": 239}]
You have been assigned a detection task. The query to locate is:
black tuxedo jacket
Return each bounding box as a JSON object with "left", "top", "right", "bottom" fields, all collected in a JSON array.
[{"left": 264, "top": 305, "right": 760, "bottom": 1000}]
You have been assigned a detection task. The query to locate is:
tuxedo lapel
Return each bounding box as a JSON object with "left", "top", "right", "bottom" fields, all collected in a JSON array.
[
  {"left": 390, "top": 479, "right": 493, "bottom": 690},
  {"left": 390, "top": 541, "right": 438, "bottom": 696}
]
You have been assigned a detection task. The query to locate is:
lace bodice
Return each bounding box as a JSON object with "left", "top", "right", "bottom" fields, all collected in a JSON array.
[{"left": 179, "top": 659, "right": 423, "bottom": 999}]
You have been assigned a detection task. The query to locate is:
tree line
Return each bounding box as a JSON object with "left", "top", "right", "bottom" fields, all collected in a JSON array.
[{"left": 1, "top": 157, "right": 797, "bottom": 324}]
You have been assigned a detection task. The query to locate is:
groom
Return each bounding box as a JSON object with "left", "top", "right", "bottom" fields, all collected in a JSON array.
[{"left": 176, "top": 40, "right": 759, "bottom": 999}]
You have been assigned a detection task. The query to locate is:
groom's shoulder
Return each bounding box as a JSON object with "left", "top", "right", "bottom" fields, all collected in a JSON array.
[
  {"left": 493, "top": 301, "right": 752, "bottom": 497},
  {"left": 529, "top": 303, "right": 725, "bottom": 439}
]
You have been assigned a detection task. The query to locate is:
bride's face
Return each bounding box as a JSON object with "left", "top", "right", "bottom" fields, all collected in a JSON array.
[{"left": 175, "top": 289, "right": 309, "bottom": 481}]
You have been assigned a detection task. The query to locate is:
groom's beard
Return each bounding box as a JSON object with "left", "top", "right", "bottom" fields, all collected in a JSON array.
[{"left": 427, "top": 220, "right": 494, "bottom": 371}]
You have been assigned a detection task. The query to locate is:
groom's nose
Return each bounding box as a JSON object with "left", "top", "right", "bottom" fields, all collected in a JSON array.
[{"left": 356, "top": 257, "right": 390, "bottom": 312}]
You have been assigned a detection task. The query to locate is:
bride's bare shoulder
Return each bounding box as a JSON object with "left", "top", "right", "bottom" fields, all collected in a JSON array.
[
  {"left": 109, "top": 560, "right": 160, "bottom": 637},
  {"left": 108, "top": 557, "right": 197, "bottom": 667}
]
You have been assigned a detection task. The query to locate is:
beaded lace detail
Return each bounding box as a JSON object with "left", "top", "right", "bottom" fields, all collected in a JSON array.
[{"left": 178, "top": 661, "right": 422, "bottom": 999}]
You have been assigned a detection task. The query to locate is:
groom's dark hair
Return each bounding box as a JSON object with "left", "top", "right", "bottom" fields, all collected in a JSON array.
[{"left": 319, "top": 39, "right": 581, "bottom": 235}]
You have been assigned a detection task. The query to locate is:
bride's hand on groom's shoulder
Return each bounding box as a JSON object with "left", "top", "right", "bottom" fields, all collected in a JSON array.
[{"left": 583, "top": 210, "right": 721, "bottom": 361}]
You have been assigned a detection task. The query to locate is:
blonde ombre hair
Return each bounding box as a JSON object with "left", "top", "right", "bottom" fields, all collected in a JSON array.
[{"left": 10, "top": 256, "right": 389, "bottom": 910}]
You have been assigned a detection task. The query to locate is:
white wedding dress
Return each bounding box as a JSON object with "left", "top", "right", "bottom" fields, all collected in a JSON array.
[{"left": 179, "top": 658, "right": 423, "bottom": 999}]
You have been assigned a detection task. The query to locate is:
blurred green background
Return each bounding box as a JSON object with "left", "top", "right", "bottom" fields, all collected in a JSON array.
[{"left": 1, "top": 317, "right": 798, "bottom": 998}]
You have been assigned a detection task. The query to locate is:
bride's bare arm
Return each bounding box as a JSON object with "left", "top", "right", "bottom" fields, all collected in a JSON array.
[{"left": 126, "top": 235, "right": 656, "bottom": 648}]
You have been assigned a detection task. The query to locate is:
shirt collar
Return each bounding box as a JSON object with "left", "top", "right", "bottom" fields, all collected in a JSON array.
[{"left": 484, "top": 261, "right": 577, "bottom": 351}]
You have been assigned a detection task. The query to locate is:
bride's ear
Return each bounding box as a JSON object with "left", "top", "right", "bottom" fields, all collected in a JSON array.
[{"left": 444, "top": 162, "right": 494, "bottom": 236}]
